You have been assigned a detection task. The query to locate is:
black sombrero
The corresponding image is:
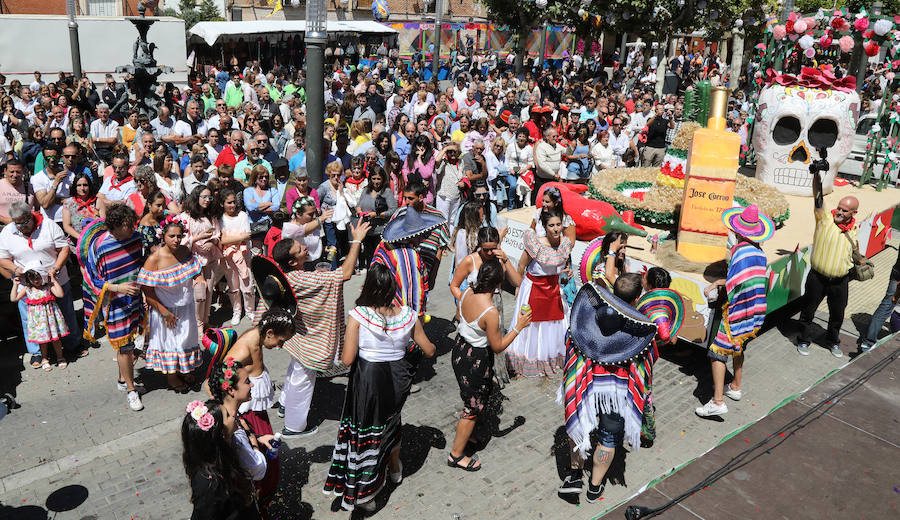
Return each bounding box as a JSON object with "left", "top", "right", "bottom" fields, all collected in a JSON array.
[
  {"left": 569, "top": 283, "right": 658, "bottom": 365},
  {"left": 381, "top": 208, "right": 446, "bottom": 244},
  {"left": 251, "top": 255, "right": 298, "bottom": 316}
]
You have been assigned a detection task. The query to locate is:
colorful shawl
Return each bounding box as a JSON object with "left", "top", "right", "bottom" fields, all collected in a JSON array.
[
  {"left": 136, "top": 255, "right": 202, "bottom": 287},
  {"left": 710, "top": 242, "right": 768, "bottom": 357},
  {"left": 372, "top": 241, "right": 426, "bottom": 315},
  {"left": 78, "top": 221, "right": 146, "bottom": 349},
  {"left": 251, "top": 269, "right": 345, "bottom": 372},
  {"left": 558, "top": 334, "right": 658, "bottom": 457}
]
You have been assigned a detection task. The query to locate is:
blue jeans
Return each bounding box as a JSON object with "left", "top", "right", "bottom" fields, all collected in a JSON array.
[
  {"left": 492, "top": 173, "right": 519, "bottom": 211},
  {"left": 862, "top": 277, "right": 898, "bottom": 347},
  {"left": 19, "top": 281, "right": 80, "bottom": 356},
  {"left": 322, "top": 222, "right": 347, "bottom": 270},
  {"left": 598, "top": 412, "right": 625, "bottom": 448}
]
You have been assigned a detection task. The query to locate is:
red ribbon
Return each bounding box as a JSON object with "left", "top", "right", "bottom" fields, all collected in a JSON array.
[
  {"left": 25, "top": 212, "right": 43, "bottom": 249},
  {"left": 109, "top": 175, "right": 134, "bottom": 191},
  {"left": 765, "top": 67, "right": 856, "bottom": 93}
]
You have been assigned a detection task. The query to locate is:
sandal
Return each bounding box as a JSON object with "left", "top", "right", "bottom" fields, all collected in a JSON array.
[
  {"left": 57, "top": 361, "right": 68, "bottom": 369},
  {"left": 30, "top": 355, "right": 43, "bottom": 369},
  {"left": 41, "top": 360, "right": 53, "bottom": 372},
  {"left": 447, "top": 453, "right": 481, "bottom": 472}
]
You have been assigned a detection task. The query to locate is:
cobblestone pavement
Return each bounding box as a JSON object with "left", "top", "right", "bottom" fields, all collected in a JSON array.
[{"left": 1, "top": 241, "right": 896, "bottom": 520}]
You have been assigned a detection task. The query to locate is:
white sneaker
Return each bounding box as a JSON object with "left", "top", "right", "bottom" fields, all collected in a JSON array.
[
  {"left": 127, "top": 390, "right": 144, "bottom": 411},
  {"left": 117, "top": 380, "right": 145, "bottom": 392},
  {"left": 724, "top": 385, "right": 743, "bottom": 401},
  {"left": 230, "top": 312, "right": 241, "bottom": 326},
  {"left": 695, "top": 400, "right": 727, "bottom": 417}
]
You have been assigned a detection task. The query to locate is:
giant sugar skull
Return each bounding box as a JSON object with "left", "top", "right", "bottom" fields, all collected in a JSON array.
[{"left": 752, "top": 84, "right": 859, "bottom": 196}]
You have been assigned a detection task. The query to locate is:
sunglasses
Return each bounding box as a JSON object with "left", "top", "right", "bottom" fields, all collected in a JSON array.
[{"left": 63, "top": 154, "right": 77, "bottom": 158}]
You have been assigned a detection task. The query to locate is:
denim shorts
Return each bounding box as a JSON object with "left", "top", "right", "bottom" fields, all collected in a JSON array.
[
  {"left": 118, "top": 341, "right": 136, "bottom": 353},
  {"left": 598, "top": 412, "right": 625, "bottom": 448}
]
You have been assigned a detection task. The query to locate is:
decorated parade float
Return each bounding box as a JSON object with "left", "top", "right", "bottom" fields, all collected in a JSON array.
[{"left": 501, "top": 8, "right": 900, "bottom": 345}]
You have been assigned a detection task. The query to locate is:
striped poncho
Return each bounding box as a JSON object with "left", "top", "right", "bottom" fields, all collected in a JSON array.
[
  {"left": 710, "top": 241, "right": 768, "bottom": 358},
  {"left": 80, "top": 228, "right": 146, "bottom": 349},
  {"left": 558, "top": 335, "right": 659, "bottom": 457},
  {"left": 252, "top": 268, "right": 345, "bottom": 373},
  {"left": 372, "top": 241, "right": 427, "bottom": 315}
]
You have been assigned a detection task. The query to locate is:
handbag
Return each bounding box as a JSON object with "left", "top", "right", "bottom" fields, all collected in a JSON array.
[{"left": 843, "top": 231, "right": 875, "bottom": 281}]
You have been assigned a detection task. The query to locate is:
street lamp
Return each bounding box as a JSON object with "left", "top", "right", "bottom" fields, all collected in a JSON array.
[
  {"left": 432, "top": 0, "right": 444, "bottom": 79},
  {"left": 66, "top": 0, "right": 82, "bottom": 80},
  {"left": 305, "top": 0, "right": 327, "bottom": 186}
]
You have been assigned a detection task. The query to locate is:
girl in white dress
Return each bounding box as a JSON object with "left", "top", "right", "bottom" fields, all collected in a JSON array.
[
  {"left": 219, "top": 189, "right": 254, "bottom": 325},
  {"left": 138, "top": 216, "right": 204, "bottom": 391},
  {"left": 507, "top": 211, "right": 573, "bottom": 377}
]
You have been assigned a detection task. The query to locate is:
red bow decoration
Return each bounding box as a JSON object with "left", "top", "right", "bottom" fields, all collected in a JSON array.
[{"left": 764, "top": 67, "right": 856, "bottom": 93}]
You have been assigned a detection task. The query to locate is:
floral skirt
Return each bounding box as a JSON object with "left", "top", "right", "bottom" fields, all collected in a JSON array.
[
  {"left": 323, "top": 356, "right": 414, "bottom": 509},
  {"left": 451, "top": 337, "right": 494, "bottom": 420}
]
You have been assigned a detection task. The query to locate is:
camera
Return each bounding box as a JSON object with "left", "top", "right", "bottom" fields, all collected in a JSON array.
[{"left": 809, "top": 146, "right": 829, "bottom": 176}]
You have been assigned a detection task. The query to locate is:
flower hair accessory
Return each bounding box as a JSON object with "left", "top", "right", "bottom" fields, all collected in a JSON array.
[
  {"left": 218, "top": 356, "right": 239, "bottom": 392},
  {"left": 186, "top": 400, "right": 215, "bottom": 431},
  {"left": 160, "top": 213, "right": 184, "bottom": 231}
]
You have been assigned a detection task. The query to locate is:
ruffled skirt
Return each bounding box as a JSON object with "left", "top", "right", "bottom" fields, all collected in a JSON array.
[{"left": 505, "top": 276, "right": 568, "bottom": 377}]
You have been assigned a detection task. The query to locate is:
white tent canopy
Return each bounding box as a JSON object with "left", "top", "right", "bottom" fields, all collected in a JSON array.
[{"left": 189, "top": 20, "right": 398, "bottom": 46}]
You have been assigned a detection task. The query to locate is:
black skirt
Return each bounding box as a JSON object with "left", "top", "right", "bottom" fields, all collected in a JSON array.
[
  {"left": 323, "top": 356, "right": 413, "bottom": 509},
  {"left": 451, "top": 336, "right": 494, "bottom": 419}
]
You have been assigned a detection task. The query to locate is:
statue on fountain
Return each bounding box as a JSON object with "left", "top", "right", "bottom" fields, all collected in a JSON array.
[{"left": 117, "top": 10, "right": 171, "bottom": 119}]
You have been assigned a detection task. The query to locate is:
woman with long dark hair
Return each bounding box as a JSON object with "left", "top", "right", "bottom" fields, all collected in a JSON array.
[
  {"left": 153, "top": 143, "right": 184, "bottom": 205},
  {"left": 61, "top": 172, "right": 99, "bottom": 247},
  {"left": 137, "top": 191, "right": 168, "bottom": 256},
  {"left": 530, "top": 186, "right": 576, "bottom": 244},
  {"left": 448, "top": 259, "right": 531, "bottom": 471},
  {"left": 180, "top": 184, "right": 224, "bottom": 336},
  {"left": 593, "top": 231, "right": 628, "bottom": 289},
  {"left": 355, "top": 166, "right": 397, "bottom": 268},
  {"left": 323, "top": 263, "right": 435, "bottom": 512},
  {"left": 181, "top": 399, "right": 259, "bottom": 520},
  {"left": 402, "top": 134, "right": 436, "bottom": 205}
]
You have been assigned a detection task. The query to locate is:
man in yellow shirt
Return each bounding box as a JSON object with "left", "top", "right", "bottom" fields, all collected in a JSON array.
[{"left": 796, "top": 165, "right": 858, "bottom": 358}]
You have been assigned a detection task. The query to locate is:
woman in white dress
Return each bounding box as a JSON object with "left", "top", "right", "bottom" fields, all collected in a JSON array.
[
  {"left": 138, "top": 216, "right": 204, "bottom": 391},
  {"left": 507, "top": 211, "right": 573, "bottom": 377},
  {"left": 530, "top": 186, "right": 576, "bottom": 243}
]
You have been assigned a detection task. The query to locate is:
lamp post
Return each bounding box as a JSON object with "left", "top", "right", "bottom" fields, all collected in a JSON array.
[
  {"left": 66, "top": 0, "right": 82, "bottom": 80},
  {"left": 305, "top": 0, "right": 327, "bottom": 186},
  {"left": 432, "top": 0, "right": 443, "bottom": 79}
]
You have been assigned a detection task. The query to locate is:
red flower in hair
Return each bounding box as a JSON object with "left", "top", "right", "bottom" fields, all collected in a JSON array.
[
  {"left": 224, "top": 357, "right": 234, "bottom": 368},
  {"left": 224, "top": 369, "right": 233, "bottom": 379},
  {"left": 221, "top": 381, "right": 230, "bottom": 390}
]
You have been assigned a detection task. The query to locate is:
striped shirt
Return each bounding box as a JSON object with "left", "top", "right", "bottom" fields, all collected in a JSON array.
[
  {"left": 810, "top": 209, "right": 854, "bottom": 278},
  {"left": 253, "top": 269, "right": 344, "bottom": 372},
  {"left": 84, "top": 231, "right": 145, "bottom": 348},
  {"left": 710, "top": 242, "right": 767, "bottom": 356}
]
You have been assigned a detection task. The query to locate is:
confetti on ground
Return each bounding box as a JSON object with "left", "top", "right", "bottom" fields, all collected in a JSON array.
[
  {"left": 744, "top": 438, "right": 750, "bottom": 443},
  {"left": 779, "top": 433, "right": 786, "bottom": 437}
]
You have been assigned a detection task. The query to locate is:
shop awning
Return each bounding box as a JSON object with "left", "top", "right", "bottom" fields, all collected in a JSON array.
[{"left": 188, "top": 20, "right": 398, "bottom": 46}]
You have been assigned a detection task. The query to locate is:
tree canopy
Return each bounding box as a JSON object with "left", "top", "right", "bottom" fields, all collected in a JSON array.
[{"left": 162, "top": 0, "right": 224, "bottom": 30}]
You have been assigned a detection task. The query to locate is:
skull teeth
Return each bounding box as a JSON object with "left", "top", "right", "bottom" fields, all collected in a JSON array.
[{"left": 774, "top": 168, "right": 812, "bottom": 187}]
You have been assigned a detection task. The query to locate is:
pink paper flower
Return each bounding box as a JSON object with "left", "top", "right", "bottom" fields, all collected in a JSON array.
[
  {"left": 804, "top": 48, "right": 816, "bottom": 58},
  {"left": 854, "top": 17, "right": 869, "bottom": 32},
  {"left": 794, "top": 19, "right": 808, "bottom": 33},
  {"left": 197, "top": 413, "right": 215, "bottom": 431},
  {"left": 186, "top": 400, "right": 203, "bottom": 414},
  {"left": 839, "top": 35, "right": 855, "bottom": 53},
  {"left": 820, "top": 34, "right": 833, "bottom": 47},
  {"left": 773, "top": 25, "right": 787, "bottom": 39}
]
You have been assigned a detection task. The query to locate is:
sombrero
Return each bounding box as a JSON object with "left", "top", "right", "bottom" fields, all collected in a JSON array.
[
  {"left": 201, "top": 327, "right": 237, "bottom": 380},
  {"left": 569, "top": 283, "right": 658, "bottom": 365},
  {"left": 721, "top": 205, "right": 774, "bottom": 243},
  {"left": 579, "top": 236, "right": 605, "bottom": 284},
  {"left": 381, "top": 208, "right": 446, "bottom": 244},
  {"left": 251, "top": 255, "right": 298, "bottom": 316},
  {"left": 637, "top": 289, "right": 685, "bottom": 345}
]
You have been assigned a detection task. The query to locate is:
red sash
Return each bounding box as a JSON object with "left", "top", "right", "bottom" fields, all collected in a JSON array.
[{"left": 527, "top": 272, "right": 564, "bottom": 322}]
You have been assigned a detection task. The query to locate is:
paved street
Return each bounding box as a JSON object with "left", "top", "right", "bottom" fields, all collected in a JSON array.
[{"left": 1, "top": 239, "right": 897, "bottom": 520}]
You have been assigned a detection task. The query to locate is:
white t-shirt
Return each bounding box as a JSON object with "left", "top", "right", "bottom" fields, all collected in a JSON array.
[
  {"left": 30, "top": 169, "right": 75, "bottom": 222},
  {"left": 0, "top": 133, "right": 11, "bottom": 166},
  {"left": 99, "top": 176, "right": 138, "bottom": 202},
  {"left": 0, "top": 216, "right": 70, "bottom": 286},
  {"left": 173, "top": 119, "right": 209, "bottom": 155}
]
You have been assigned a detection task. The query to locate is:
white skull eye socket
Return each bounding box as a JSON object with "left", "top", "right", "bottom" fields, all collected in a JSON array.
[
  {"left": 773, "top": 116, "right": 801, "bottom": 145},
  {"left": 808, "top": 118, "right": 838, "bottom": 150}
]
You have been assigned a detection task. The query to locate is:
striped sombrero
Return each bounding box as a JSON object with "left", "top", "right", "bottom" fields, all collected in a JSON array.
[
  {"left": 637, "top": 289, "right": 685, "bottom": 345},
  {"left": 202, "top": 328, "right": 237, "bottom": 380},
  {"left": 721, "top": 205, "right": 774, "bottom": 243}
]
